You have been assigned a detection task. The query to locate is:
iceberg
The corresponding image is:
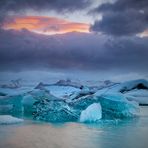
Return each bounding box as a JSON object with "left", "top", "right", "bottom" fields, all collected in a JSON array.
[
  {"left": 0, "top": 95, "right": 23, "bottom": 113},
  {"left": 33, "top": 99, "right": 78, "bottom": 122},
  {"left": 119, "top": 79, "right": 148, "bottom": 93},
  {"left": 0, "top": 105, "right": 13, "bottom": 113},
  {"left": 22, "top": 89, "right": 61, "bottom": 114},
  {"left": 22, "top": 94, "right": 36, "bottom": 114},
  {"left": 80, "top": 103, "right": 102, "bottom": 123},
  {"left": 0, "top": 79, "right": 22, "bottom": 89},
  {"left": 95, "top": 93, "right": 140, "bottom": 118},
  {"left": 35, "top": 80, "right": 81, "bottom": 98},
  {"left": 0, "top": 79, "right": 142, "bottom": 123},
  {"left": 105, "top": 79, "right": 148, "bottom": 93},
  {"left": 54, "top": 79, "right": 82, "bottom": 88},
  {"left": 0, "top": 115, "right": 23, "bottom": 125},
  {"left": 125, "top": 90, "right": 148, "bottom": 105},
  {"left": 95, "top": 79, "right": 148, "bottom": 105}
]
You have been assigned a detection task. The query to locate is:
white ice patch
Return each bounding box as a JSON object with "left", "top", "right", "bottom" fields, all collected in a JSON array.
[
  {"left": 80, "top": 103, "right": 102, "bottom": 123},
  {"left": 0, "top": 115, "right": 23, "bottom": 125}
]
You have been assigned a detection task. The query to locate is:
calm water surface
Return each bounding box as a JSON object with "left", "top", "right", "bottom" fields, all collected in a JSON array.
[{"left": 0, "top": 107, "right": 148, "bottom": 148}]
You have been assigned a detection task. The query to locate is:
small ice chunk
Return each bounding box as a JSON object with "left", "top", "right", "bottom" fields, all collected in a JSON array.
[
  {"left": 0, "top": 115, "right": 23, "bottom": 125},
  {"left": 80, "top": 103, "right": 102, "bottom": 122}
]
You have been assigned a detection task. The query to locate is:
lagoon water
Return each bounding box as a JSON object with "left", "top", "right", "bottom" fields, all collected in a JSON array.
[{"left": 0, "top": 107, "right": 148, "bottom": 148}]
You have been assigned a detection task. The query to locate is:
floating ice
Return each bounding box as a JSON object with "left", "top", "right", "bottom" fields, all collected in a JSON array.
[
  {"left": 0, "top": 115, "right": 23, "bottom": 125},
  {"left": 105, "top": 79, "right": 148, "bottom": 93},
  {"left": 22, "top": 89, "right": 61, "bottom": 114},
  {"left": 95, "top": 79, "right": 148, "bottom": 105},
  {"left": 96, "top": 93, "right": 140, "bottom": 118},
  {"left": 33, "top": 99, "right": 78, "bottom": 122},
  {"left": 0, "top": 105, "right": 13, "bottom": 113},
  {"left": 125, "top": 90, "right": 148, "bottom": 105},
  {"left": 0, "top": 79, "right": 143, "bottom": 122},
  {"left": 0, "top": 95, "right": 23, "bottom": 113},
  {"left": 80, "top": 103, "right": 102, "bottom": 123}
]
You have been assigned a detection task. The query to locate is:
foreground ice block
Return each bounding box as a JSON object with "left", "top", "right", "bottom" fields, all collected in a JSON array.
[
  {"left": 80, "top": 103, "right": 102, "bottom": 122},
  {"left": 33, "top": 92, "right": 139, "bottom": 122},
  {"left": 0, "top": 115, "right": 23, "bottom": 125}
]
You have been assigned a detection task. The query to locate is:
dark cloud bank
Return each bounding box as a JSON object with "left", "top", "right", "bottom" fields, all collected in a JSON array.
[
  {"left": 0, "top": 0, "right": 91, "bottom": 13},
  {"left": 91, "top": 0, "right": 148, "bottom": 36},
  {"left": 0, "top": 0, "right": 148, "bottom": 78},
  {"left": 0, "top": 29, "right": 148, "bottom": 74}
]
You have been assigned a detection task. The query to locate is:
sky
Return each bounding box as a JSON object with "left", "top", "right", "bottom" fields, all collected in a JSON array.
[{"left": 0, "top": 0, "right": 148, "bottom": 82}]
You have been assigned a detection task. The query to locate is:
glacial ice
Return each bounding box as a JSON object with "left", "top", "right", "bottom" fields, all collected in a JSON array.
[
  {"left": 107, "top": 79, "right": 148, "bottom": 93},
  {"left": 125, "top": 90, "right": 148, "bottom": 105},
  {"left": 0, "top": 79, "right": 144, "bottom": 123},
  {"left": 44, "top": 85, "right": 80, "bottom": 98},
  {"left": 0, "top": 95, "right": 23, "bottom": 113},
  {"left": 80, "top": 103, "right": 102, "bottom": 122},
  {"left": 0, "top": 115, "right": 23, "bottom": 125},
  {"left": 33, "top": 99, "right": 78, "bottom": 122},
  {"left": 22, "top": 89, "right": 61, "bottom": 114},
  {"left": 95, "top": 79, "right": 148, "bottom": 105},
  {"left": 96, "top": 93, "right": 140, "bottom": 118},
  {"left": 0, "top": 105, "right": 13, "bottom": 113}
]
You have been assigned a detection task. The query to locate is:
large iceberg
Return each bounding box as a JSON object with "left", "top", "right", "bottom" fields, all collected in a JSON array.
[
  {"left": 0, "top": 79, "right": 142, "bottom": 123},
  {"left": 0, "top": 115, "right": 23, "bottom": 125},
  {"left": 33, "top": 91, "right": 139, "bottom": 122},
  {"left": 80, "top": 103, "right": 102, "bottom": 123}
]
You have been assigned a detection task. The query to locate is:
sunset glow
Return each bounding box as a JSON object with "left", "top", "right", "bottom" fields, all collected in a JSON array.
[{"left": 3, "top": 16, "right": 90, "bottom": 35}]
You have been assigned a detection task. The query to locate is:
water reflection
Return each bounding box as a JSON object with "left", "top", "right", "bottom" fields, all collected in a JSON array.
[{"left": 0, "top": 107, "right": 148, "bottom": 148}]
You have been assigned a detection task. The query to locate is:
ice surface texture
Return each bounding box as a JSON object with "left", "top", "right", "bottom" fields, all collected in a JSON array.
[{"left": 33, "top": 92, "right": 139, "bottom": 122}]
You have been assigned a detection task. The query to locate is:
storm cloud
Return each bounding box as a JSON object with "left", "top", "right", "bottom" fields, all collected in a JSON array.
[
  {"left": 0, "top": 29, "right": 148, "bottom": 74},
  {"left": 90, "top": 0, "right": 148, "bottom": 36}
]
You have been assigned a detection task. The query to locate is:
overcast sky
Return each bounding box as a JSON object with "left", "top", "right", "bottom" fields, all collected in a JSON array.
[{"left": 0, "top": 0, "right": 148, "bottom": 82}]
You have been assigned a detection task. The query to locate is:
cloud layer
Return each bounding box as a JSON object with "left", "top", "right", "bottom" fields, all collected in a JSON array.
[
  {"left": 0, "top": 29, "right": 148, "bottom": 74},
  {"left": 91, "top": 0, "right": 148, "bottom": 36}
]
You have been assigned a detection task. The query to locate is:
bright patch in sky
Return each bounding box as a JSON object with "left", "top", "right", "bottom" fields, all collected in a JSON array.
[{"left": 3, "top": 16, "right": 90, "bottom": 35}]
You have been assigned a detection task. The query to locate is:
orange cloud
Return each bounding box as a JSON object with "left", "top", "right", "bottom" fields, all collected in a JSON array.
[{"left": 3, "top": 16, "right": 90, "bottom": 35}]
